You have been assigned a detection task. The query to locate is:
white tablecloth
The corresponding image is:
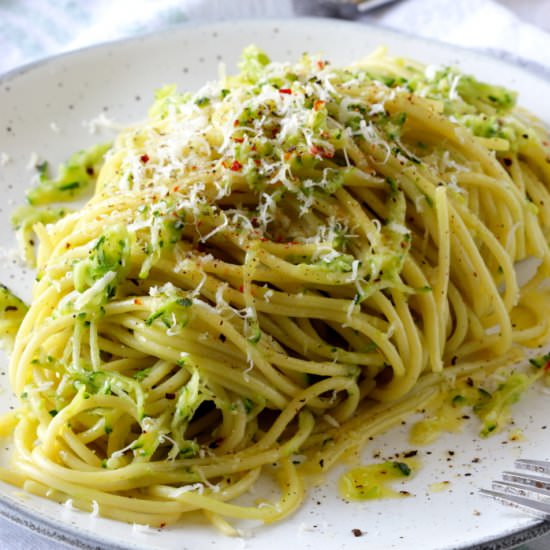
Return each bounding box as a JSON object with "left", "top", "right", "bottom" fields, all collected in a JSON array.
[{"left": 1, "top": 0, "right": 550, "bottom": 548}]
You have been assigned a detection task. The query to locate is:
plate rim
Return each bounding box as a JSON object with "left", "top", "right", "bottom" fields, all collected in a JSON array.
[{"left": 1, "top": 16, "right": 550, "bottom": 550}]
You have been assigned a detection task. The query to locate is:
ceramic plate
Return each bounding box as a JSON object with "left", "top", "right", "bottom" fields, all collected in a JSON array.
[{"left": 1, "top": 18, "right": 550, "bottom": 550}]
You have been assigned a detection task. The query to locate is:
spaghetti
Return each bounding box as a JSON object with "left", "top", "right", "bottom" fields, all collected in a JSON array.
[{"left": 3, "top": 46, "right": 550, "bottom": 531}]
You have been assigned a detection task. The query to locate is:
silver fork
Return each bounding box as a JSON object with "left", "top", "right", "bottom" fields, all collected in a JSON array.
[
  {"left": 293, "top": 0, "right": 400, "bottom": 18},
  {"left": 480, "top": 459, "right": 550, "bottom": 519}
]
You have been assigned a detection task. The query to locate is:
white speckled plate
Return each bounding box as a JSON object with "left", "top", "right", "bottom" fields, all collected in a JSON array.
[{"left": 1, "top": 18, "right": 550, "bottom": 550}]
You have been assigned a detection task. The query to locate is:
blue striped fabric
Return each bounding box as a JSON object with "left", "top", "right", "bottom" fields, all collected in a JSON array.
[{"left": 0, "top": 0, "right": 294, "bottom": 73}]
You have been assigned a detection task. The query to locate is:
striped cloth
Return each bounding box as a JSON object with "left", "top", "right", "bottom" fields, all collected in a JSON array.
[{"left": 0, "top": 0, "right": 294, "bottom": 73}]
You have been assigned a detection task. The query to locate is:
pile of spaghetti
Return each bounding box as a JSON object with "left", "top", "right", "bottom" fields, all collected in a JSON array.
[{"left": 4, "top": 46, "right": 550, "bottom": 531}]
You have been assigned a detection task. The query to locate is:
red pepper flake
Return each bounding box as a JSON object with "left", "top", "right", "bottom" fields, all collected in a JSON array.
[
  {"left": 313, "top": 99, "right": 325, "bottom": 111},
  {"left": 140, "top": 154, "right": 150, "bottom": 164},
  {"left": 172, "top": 185, "right": 180, "bottom": 192},
  {"left": 544, "top": 361, "right": 550, "bottom": 372},
  {"left": 230, "top": 160, "right": 243, "bottom": 171},
  {"left": 279, "top": 88, "right": 292, "bottom": 95},
  {"left": 159, "top": 523, "right": 166, "bottom": 528},
  {"left": 233, "top": 136, "right": 244, "bottom": 143},
  {"left": 317, "top": 60, "right": 326, "bottom": 70},
  {"left": 233, "top": 119, "right": 240, "bottom": 127},
  {"left": 310, "top": 145, "right": 334, "bottom": 159},
  {"left": 133, "top": 298, "right": 142, "bottom": 305},
  {"left": 238, "top": 285, "right": 244, "bottom": 293}
]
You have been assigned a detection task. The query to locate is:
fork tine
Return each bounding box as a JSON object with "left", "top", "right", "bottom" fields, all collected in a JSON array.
[
  {"left": 492, "top": 480, "right": 550, "bottom": 501},
  {"left": 502, "top": 470, "right": 550, "bottom": 492},
  {"left": 480, "top": 459, "right": 550, "bottom": 519},
  {"left": 515, "top": 458, "right": 550, "bottom": 475},
  {"left": 480, "top": 488, "right": 550, "bottom": 520}
]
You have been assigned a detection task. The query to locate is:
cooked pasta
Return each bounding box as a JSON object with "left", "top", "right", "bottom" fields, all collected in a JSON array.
[{"left": 2, "top": 46, "right": 550, "bottom": 531}]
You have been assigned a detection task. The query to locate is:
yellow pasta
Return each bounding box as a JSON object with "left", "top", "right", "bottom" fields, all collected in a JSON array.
[{"left": 2, "top": 45, "right": 550, "bottom": 530}]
